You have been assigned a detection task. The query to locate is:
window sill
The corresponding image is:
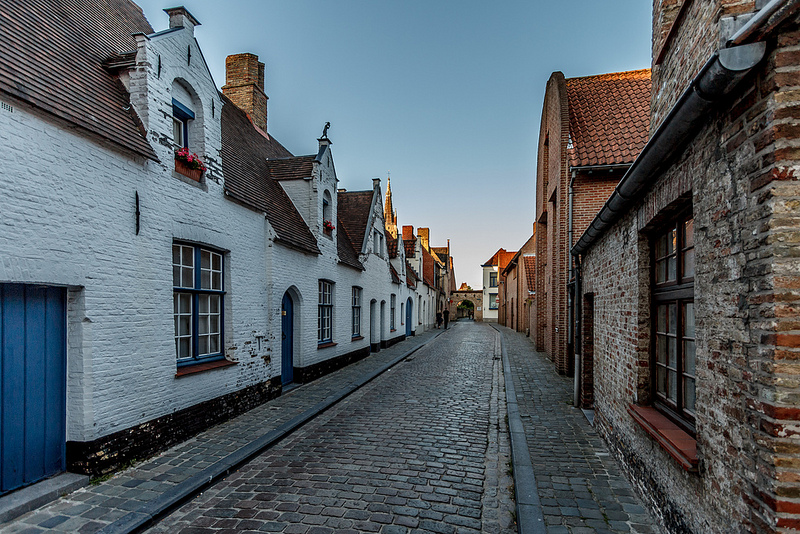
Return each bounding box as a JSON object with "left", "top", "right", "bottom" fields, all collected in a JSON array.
[
  {"left": 390, "top": 329, "right": 396, "bottom": 333},
  {"left": 176, "top": 358, "right": 236, "bottom": 378},
  {"left": 628, "top": 404, "right": 698, "bottom": 472},
  {"left": 351, "top": 335, "right": 364, "bottom": 341},
  {"left": 317, "top": 341, "right": 337, "bottom": 350}
]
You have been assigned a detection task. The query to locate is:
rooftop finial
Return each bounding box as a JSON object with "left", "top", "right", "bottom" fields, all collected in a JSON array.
[{"left": 322, "top": 121, "right": 330, "bottom": 139}]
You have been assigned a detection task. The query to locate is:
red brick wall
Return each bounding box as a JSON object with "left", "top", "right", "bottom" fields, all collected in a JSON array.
[{"left": 581, "top": 9, "right": 800, "bottom": 533}]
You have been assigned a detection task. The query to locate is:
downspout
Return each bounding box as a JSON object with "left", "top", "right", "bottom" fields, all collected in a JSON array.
[
  {"left": 569, "top": 169, "right": 579, "bottom": 407},
  {"left": 571, "top": 40, "right": 767, "bottom": 257},
  {"left": 574, "top": 254, "right": 582, "bottom": 409}
]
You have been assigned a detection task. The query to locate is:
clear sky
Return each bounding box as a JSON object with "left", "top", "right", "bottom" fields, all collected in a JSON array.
[{"left": 135, "top": 0, "right": 652, "bottom": 288}]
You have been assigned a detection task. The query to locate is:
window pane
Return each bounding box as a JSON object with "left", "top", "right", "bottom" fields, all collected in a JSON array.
[
  {"left": 210, "top": 295, "right": 220, "bottom": 313},
  {"left": 199, "top": 295, "right": 209, "bottom": 314},
  {"left": 684, "top": 219, "right": 694, "bottom": 248},
  {"left": 180, "top": 293, "right": 192, "bottom": 313},
  {"left": 669, "top": 303, "right": 677, "bottom": 335},
  {"left": 667, "top": 256, "right": 676, "bottom": 281},
  {"left": 212, "top": 253, "right": 221, "bottom": 271},
  {"left": 182, "top": 267, "right": 194, "bottom": 288},
  {"left": 179, "top": 337, "right": 191, "bottom": 359},
  {"left": 668, "top": 337, "right": 677, "bottom": 369},
  {"left": 180, "top": 315, "right": 191, "bottom": 336},
  {"left": 201, "top": 250, "right": 211, "bottom": 270},
  {"left": 657, "top": 305, "right": 667, "bottom": 333},
  {"left": 199, "top": 335, "right": 209, "bottom": 356},
  {"left": 210, "top": 334, "right": 219, "bottom": 354},
  {"left": 656, "top": 335, "right": 667, "bottom": 364},
  {"left": 669, "top": 228, "right": 676, "bottom": 255},
  {"left": 657, "top": 366, "right": 666, "bottom": 395},
  {"left": 173, "top": 244, "right": 181, "bottom": 265},
  {"left": 669, "top": 369, "right": 678, "bottom": 401},
  {"left": 655, "top": 233, "right": 667, "bottom": 258},
  {"left": 199, "top": 315, "right": 209, "bottom": 335},
  {"left": 684, "top": 340, "right": 696, "bottom": 376},
  {"left": 212, "top": 271, "right": 221, "bottom": 291},
  {"left": 683, "top": 248, "right": 695, "bottom": 278},
  {"left": 210, "top": 315, "right": 219, "bottom": 334},
  {"left": 173, "top": 118, "right": 183, "bottom": 145},
  {"left": 173, "top": 266, "right": 181, "bottom": 287},
  {"left": 684, "top": 302, "right": 695, "bottom": 338},
  {"left": 684, "top": 377, "right": 696, "bottom": 413},
  {"left": 201, "top": 270, "right": 211, "bottom": 289},
  {"left": 181, "top": 246, "right": 194, "bottom": 267}
]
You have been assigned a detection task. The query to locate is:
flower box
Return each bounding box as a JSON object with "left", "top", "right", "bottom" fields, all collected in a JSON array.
[{"left": 175, "top": 158, "right": 203, "bottom": 181}]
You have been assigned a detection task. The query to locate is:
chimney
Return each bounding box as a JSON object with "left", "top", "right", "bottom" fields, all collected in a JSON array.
[
  {"left": 164, "top": 7, "right": 200, "bottom": 36},
  {"left": 417, "top": 228, "right": 430, "bottom": 250},
  {"left": 402, "top": 225, "right": 415, "bottom": 242},
  {"left": 222, "top": 53, "right": 268, "bottom": 132}
]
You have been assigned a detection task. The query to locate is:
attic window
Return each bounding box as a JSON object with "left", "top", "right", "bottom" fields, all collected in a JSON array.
[{"left": 172, "top": 98, "right": 194, "bottom": 148}]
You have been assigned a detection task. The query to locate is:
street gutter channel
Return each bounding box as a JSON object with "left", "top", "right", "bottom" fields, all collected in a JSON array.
[
  {"left": 99, "top": 331, "right": 443, "bottom": 534},
  {"left": 490, "top": 324, "right": 547, "bottom": 534}
]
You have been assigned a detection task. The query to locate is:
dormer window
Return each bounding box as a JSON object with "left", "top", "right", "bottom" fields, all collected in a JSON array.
[{"left": 172, "top": 98, "right": 194, "bottom": 148}]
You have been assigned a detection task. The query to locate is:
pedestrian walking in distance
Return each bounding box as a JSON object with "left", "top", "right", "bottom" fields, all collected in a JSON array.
[
  {"left": 443, "top": 308, "right": 450, "bottom": 329},
  {"left": 436, "top": 311, "right": 443, "bottom": 329}
]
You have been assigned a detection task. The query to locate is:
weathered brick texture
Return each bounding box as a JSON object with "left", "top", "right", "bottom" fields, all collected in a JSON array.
[{"left": 581, "top": 5, "right": 800, "bottom": 532}]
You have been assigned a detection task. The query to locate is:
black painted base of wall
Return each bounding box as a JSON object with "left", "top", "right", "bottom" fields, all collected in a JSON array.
[
  {"left": 66, "top": 377, "right": 282, "bottom": 476},
  {"left": 371, "top": 343, "right": 380, "bottom": 352},
  {"left": 385, "top": 334, "right": 405, "bottom": 348},
  {"left": 293, "top": 346, "right": 371, "bottom": 384}
]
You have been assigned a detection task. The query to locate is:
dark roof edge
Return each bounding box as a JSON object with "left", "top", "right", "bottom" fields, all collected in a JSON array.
[{"left": 571, "top": 42, "right": 767, "bottom": 257}]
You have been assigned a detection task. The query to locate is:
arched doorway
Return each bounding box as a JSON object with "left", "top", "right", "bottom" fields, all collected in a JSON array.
[
  {"left": 281, "top": 292, "right": 294, "bottom": 386},
  {"left": 406, "top": 297, "right": 413, "bottom": 336},
  {"left": 457, "top": 299, "right": 475, "bottom": 319}
]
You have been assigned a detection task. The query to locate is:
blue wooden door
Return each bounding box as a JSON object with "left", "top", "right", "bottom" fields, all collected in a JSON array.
[
  {"left": 405, "top": 298, "right": 413, "bottom": 337},
  {"left": 281, "top": 293, "right": 293, "bottom": 386},
  {"left": 1, "top": 284, "right": 66, "bottom": 495}
]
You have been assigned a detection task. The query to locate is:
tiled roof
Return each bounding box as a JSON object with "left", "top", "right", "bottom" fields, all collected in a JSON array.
[
  {"left": 406, "top": 261, "right": 419, "bottom": 288},
  {"left": 0, "top": 0, "right": 157, "bottom": 160},
  {"left": 338, "top": 191, "right": 374, "bottom": 252},
  {"left": 264, "top": 156, "right": 315, "bottom": 181},
  {"left": 431, "top": 247, "right": 449, "bottom": 265},
  {"left": 386, "top": 234, "right": 398, "bottom": 258},
  {"left": 524, "top": 256, "right": 536, "bottom": 293},
  {"left": 483, "top": 248, "right": 516, "bottom": 270},
  {"left": 336, "top": 218, "right": 364, "bottom": 271},
  {"left": 221, "top": 97, "right": 320, "bottom": 255},
  {"left": 566, "top": 69, "right": 651, "bottom": 167},
  {"left": 501, "top": 250, "right": 521, "bottom": 276},
  {"left": 389, "top": 263, "right": 401, "bottom": 284}
]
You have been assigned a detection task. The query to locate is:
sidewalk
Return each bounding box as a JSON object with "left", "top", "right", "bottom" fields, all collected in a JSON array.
[
  {"left": 1, "top": 329, "right": 440, "bottom": 534},
  {"left": 495, "top": 325, "right": 658, "bottom": 534}
]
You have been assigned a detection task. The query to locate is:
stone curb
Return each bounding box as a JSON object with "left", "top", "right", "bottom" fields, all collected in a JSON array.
[
  {"left": 98, "top": 331, "right": 442, "bottom": 534},
  {"left": 0, "top": 473, "right": 89, "bottom": 525},
  {"left": 490, "top": 324, "right": 546, "bottom": 534}
]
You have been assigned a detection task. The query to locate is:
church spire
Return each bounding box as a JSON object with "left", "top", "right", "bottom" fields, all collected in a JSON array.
[{"left": 384, "top": 174, "right": 398, "bottom": 238}]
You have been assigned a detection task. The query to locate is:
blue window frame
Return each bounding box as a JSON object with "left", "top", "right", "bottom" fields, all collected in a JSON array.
[
  {"left": 173, "top": 243, "right": 224, "bottom": 365},
  {"left": 172, "top": 98, "right": 195, "bottom": 148}
]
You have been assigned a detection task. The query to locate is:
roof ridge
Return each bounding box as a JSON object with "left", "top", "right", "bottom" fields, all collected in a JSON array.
[{"left": 566, "top": 68, "right": 651, "bottom": 83}]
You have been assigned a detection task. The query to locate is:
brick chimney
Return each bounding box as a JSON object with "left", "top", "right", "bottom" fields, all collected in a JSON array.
[
  {"left": 222, "top": 53, "right": 268, "bottom": 132},
  {"left": 402, "top": 225, "right": 415, "bottom": 242},
  {"left": 164, "top": 7, "right": 200, "bottom": 36},
  {"left": 417, "top": 228, "right": 430, "bottom": 250}
]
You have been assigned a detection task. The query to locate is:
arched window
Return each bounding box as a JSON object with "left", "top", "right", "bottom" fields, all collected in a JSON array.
[{"left": 171, "top": 79, "right": 204, "bottom": 154}]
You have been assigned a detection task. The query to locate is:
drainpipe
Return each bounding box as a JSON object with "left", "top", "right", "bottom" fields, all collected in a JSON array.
[
  {"left": 574, "top": 255, "right": 582, "bottom": 409},
  {"left": 569, "top": 169, "right": 580, "bottom": 407}
]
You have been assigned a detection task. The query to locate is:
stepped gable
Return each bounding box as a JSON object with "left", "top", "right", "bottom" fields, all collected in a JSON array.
[
  {"left": 566, "top": 69, "right": 651, "bottom": 167},
  {"left": 0, "top": 0, "right": 157, "bottom": 159},
  {"left": 220, "top": 97, "right": 320, "bottom": 254}
]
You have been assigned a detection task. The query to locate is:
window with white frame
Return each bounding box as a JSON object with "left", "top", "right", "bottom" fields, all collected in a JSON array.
[
  {"left": 172, "top": 99, "right": 194, "bottom": 148},
  {"left": 489, "top": 271, "right": 498, "bottom": 288},
  {"left": 390, "top": 294, "right": 396, "bottom": 330},
  {"left": 173, "top": 243, "right": 223, "bottom": 364},
  {"left": 318, "top": 280, "right": 333, "bottom": 343},
  {"left": 352, "top": 287, "right": 362, "bottom": 338}
]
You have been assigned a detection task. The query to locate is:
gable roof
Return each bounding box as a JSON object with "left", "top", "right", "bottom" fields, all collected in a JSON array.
[
  {"left": 220, "top": 97, "right": 320, "bottom": 255},
  {"left": 264, "top": 156, "right": 315, "bottom": 181},
  {"left": 524, "top": 256, "right": 536, "bottom": 293},
  {"left": 421, "top": 246, "right": 436, "bottom": 287},
  {"left": 566, "top": 69, "right": 651, "bottom": 167},
  {"left": 431, "top": 247, "right": 449, "bottom": 265},
  {"left": 386, "top": 234, "right": 399, "bottom": 259},
  {"left": 483, "top": 248, "right": 517, "bottom": 270},
  {"left": 336, "top": 217, "right": 364, "bottom": 271},
  {"left": 389, "top": 263, "right": 401, "bottom": 284},
  {"left": 406, "top": 261, "right": 419, "bottom": 288},
  {"left": 337, "top": 190, "right": 374, "bottom": 252},
  {"left": 0, "top": 0, "right": 157, "bottom": 160}
]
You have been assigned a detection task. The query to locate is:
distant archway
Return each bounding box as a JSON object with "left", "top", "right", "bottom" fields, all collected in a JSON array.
[
  {"left": 457, "top": 299, "right": 475, "bottom": 319},
  {"left": 449, "top": 290, "right": 484, "bottom": 321}
]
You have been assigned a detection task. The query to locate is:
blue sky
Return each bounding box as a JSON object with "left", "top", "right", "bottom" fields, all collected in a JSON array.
[{"left": 135, "top": 0, "right": 652, "bottom": 288}]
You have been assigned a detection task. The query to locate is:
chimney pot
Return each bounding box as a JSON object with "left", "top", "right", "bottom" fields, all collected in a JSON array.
[{"left": 164, "top": 7, "right": 200, "bottom": 36}]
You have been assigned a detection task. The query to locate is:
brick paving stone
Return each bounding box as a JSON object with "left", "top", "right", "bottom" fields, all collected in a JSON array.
[
  {"left": 147, "top": 322, "right": 515, "bottom": 533},
  {"left": 496, "top": 325, "right": 660, "bottom": 534}
]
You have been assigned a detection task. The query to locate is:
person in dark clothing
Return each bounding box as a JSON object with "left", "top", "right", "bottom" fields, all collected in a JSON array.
[
  {"left": 436, "top": 311, "right": 443, "bottom": 329},
  {"left": 443, "top": 308, "right": 450, "bottom": 329}
]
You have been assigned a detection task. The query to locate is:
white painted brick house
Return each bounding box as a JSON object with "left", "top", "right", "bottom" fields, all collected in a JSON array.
[{"left": 0, "top": 1, "right": 452, "bottom": 487}]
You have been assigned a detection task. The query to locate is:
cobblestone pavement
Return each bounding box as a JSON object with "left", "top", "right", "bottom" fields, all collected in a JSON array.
[
  {"left": 147, "top": 321, "right": 515, "bottom": 534},
  {"left": 497, "top": 325, "right": 659, "bottom": 534},
  {"left": 2, "top": 329, "right": 442, "bottom": 533}
]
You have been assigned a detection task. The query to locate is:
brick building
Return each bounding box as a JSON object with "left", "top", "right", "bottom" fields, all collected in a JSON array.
[
  {"left": 482, "top": 248, "right": 516, "bottom": 322},
  {"left": 572, "top": 1, "right": 800, "bottom": 532},
  {"left": 499, "top": 226, "right": 536, "bottom": 334},
  {"left": 534, "top": 68, "right": 651, "bottom": 375}
]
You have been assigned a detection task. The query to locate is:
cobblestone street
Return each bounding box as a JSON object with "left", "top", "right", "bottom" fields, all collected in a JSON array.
[{"left": 146, "top": 322, "right": 515, "bottom": 534}]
